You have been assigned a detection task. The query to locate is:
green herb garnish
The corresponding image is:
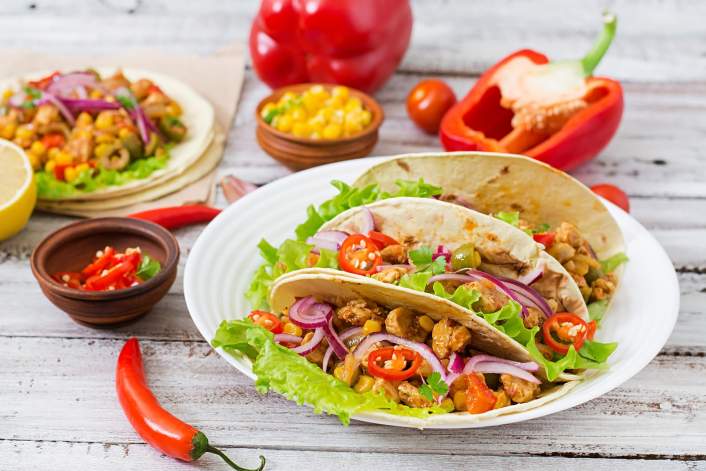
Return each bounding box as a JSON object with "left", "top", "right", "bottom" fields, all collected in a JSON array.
[
  {"left": 419, "top": 372, "right": 449, "bottom": 401},
  {"left": 136, "top": 255, "right": 161, "bottom": 280}
]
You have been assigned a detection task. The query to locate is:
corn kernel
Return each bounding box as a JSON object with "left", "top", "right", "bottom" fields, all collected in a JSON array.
[
  {"left": 2, "top": 89, "right": 13, "bottom": 102},
  {"left": 310, "top": 84, "right": 327, "bottom": 98},
  {"left": 344, "top": 116, "right": 363, "bottom": 136},
  {"left": 309, "top": 131, "right": 321, "bottom": 140},
  {"left": 0, "top": 122, "right": 17, "bottom": 139},
  {"left": 326, "top": 96, "right": 345, "bottom": 109},
  {"left": 27, "top": 152, "right": 41, "bottom": 170},
  {"left": 90, "top": 89, "right": 103, "bottom": 99},
  {"left": 322, "top": 123, "right": 342, "bottom": 140},
  {"left": 166, "top": 102, "right": 182, "bottom": 116},
  {"left": 278, "top": 92, "right": 297, "bottom": 106},
  {"left": 302, "top": 92, "right": 321, "bottom": 113},
  {"left": 275, "top": 114, "right": 293, "bottom": 133},
  {"left": 76, "top": 112, "right": 93, "bottom": 127},
  {"left": 290, "top": 107, "right": 307, "bottom": 122},
  {"left": 119, "top": 128, "right": 132, "bottom": 139},
  {"left": 332, "top": 86, "right": 349, "bottom": 101},
  {"left": 453, "top": 391, "right": 467, "bottom": 411},
  {"left": 75, "top": 163, "right": 90, "bottom": 174},
  {"left": 307, "top": 115, "right": 326, "bottom": 133},
  {"left": 362, "top": 319, "right": 382, "bottom": 335},
  {"left": 316, "top": 107, "right": 334, "bottom": 122},
  {"left": 44, "top": 160, "right": 56, "bottom": 172},
  {"left": 353, "top": 375, "right": 375, "bottom": 393},
  {"left": 280, "top": 315, "right": 290, "bottom": 324},
  {"left": 418, "top": 315, "right": 435, "bottom": 332},
  {"left": 345, "top": 97, "right": 362, "bottom": 112},
  {"left": 16, "top": 126, "right": 33, "bottom": 140},
  {"left": 95, "top": 133, "right": 114, "bottom": 144},
  {"left": 283, "top": 322, "right": 302, "bottom": 337},
  {"left": 333, "top": 365, "right": 345, "bottom": 382},
  {"left": 330, "top": 109, "right": 344, "bottom": 125},
  {"left": 95, "top": 143, "right": 114, "bottom": 159},
  {"left": 30, "top": 140, "right": 46, "bottom": 156},
  {"left": 360, "top": 110, "right": 372, "bottom": 126},
  {"left": 64, "top": 166, "right": 78, "bottom": 182},
  {"left": 55, "top": 151, "right": 73, "bottom": 166},
  {"left": 95, "top": 112, "right": 114, "bottom": 130},
  {"left": 292, "top": 122, "right": 309, "bottom": 138},
  {"left": 48, "top": 147, "right": 60, "bottom": 159},
  {"left": 440, "top": 397, "right": 455, "bottom": 412}
]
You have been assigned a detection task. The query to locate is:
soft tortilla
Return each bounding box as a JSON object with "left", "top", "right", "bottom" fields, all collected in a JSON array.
[
  {"left": 270, "top": 269, "right": 576, "bottom": 420},
  {"left": 0, "top": 67, "right": 216, "bottom": 201}
]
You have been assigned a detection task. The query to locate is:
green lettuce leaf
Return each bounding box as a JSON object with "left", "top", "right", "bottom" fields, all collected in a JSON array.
[
  {"left": 588, "top": 300, "right": 609, "bottom": 323},
  {"left": 212, "top": 320, "right": 446, "bottom": 425},
  {"left": 398, "top": 272, "right": 434, "bottom": 292},
  {"left": 600, "top": 252, "right": 629, "bottom": 273},
  {"left": 494, "top": 211, "right": 520, "bottom": 227}
]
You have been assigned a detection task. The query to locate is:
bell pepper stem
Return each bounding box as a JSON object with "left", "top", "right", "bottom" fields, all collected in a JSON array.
[
  {"left": 581, "top": 12, "right": 617, "bottom": 76},
  {"left": 207, "top": 446, "right": 266, "bottom": 471}
]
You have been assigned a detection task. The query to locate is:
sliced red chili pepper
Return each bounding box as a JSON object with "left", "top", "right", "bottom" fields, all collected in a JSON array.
[
  {"left": 532, "top": 232, "right": 556, "bottom": 247},
  {"left": 466, "top": 373, "right": 497, "bottom": 414},
  {"left": 586, "top": 320, "right": 597, "bottom": 341},
  {"left": 129, "top": 205, "right": 221, "bottom": 230},
  {"left": 52, "top": 271, "right": 83, "bottom": 289},
  {"left": 116, "top": 338, "right": 265, "bottom": 469},
  {"left": 84, "top": 260, "right": 135, "bottom": 291},
  {"left": 367, "top": 230, "right": 399, "bottom": 250},
  {"left": 338, "top": 234, "right": 382, "bottom": 276},
  {"left": 29, "top": 71, "right": 60, "bottom": 90},
  {"left": 81, "top": 246, "right": 116, "bottom": 277},
  {"left": 367, "top": 346, "right": 422, "bottom": 381},
  {"left": 542, "top": 312, "right": 589, "bottom": 355},
  {"left": 248, "top": 310, "right": 283, "bottom": 334}
]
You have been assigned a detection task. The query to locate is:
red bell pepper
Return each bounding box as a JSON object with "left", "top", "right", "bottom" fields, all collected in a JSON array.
[
  {"left": 249, "top": 0, "right": 413, "bottom": 94},
  {"left": 440, "top": 13, "right": 623, "bottom": 171}
]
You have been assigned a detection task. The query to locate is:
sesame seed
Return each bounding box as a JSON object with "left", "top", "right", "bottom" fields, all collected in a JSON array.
[
  {"left": 360, "top": 240, "right": 366, "bottom": 248},
  {"left": 61, "top": 274, "right": 70, "bottom": 282},
  {"left": 360, "top": 261, "right": 368, "bottom": 270},
  {"left": 368, "top": 252, "right": 375, "bottom": 260},
  {"left": 101, "top": 270, "right": 108, "bottom": 276},
  {"left": 353, "top": 259, "right": 360, "bottom": 268},
  {"left": 96, "top": 250, "right": 103, "bottom": 257}
]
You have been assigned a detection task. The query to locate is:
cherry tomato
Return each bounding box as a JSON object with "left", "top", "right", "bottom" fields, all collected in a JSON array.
[
  {"left": 248, "top": 310, "right": 283, "bottom": 334},
  {"left": 367, "top": 347, "right": 422, "bottom": 381},
  {"left": 465, "top": 373, "right": 497, "bottom": 414},
  {"left": 406, "top": 79, "right": 457, "bottom": 134},
  {"left": 532, "top": 232, "right": 556, "bottom": 247},
  {"left": 338, "top": 234, "right": 382, "bottom": 275},
  {"left": 590, "top": 183, "right": 630, "bottom": 212},
  {"left": 52, "top": 271, "right": 83, "bottom": 289},
  {"left": 542, "top": 312, "right": 589, "bottom": 355},
  {"left": 367, "top": 231, "right": 399, "bottom": 250}
]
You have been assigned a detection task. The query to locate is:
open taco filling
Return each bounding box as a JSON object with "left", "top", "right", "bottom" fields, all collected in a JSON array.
[
  {"left": 0, "top": 69, "right": 189, "bottom": 199},
  {"left": 215, "top": 275, "right": 578, "bottom": 424}
]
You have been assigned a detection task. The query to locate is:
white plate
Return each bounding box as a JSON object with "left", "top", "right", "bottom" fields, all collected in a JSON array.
[{"left": 184, "top": 157, "right": 679, "bottom": 428}]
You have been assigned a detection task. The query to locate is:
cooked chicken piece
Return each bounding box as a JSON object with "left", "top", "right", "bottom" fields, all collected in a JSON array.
[
  {"left": 531, "top": 271, "right": 567, "bottom": 310},
  {"left": 554, "top": 221, "right": 582, "bottom": 248},
  {"left": 372, "top": 266, "right": 409, "bottom": 284},
  {"left": 102, "top": 71, "right": 131, "bottom": 92},
  {"left": 523, "top": 306, "right": 546, "bottom": 329},
  {"left": 493, "top": 389, "right": 512, "bottom": 409},
  {"left": 302, "top": 332, "right": 327, "bottom": 365},
  {"left": 572, "top": 273, "right": 592, "bottom": 301},
  {"left": 548, "top": 242, "right": 576, "bottom": 264},
  {"left": 398, "top": 381, "right": 434, "bottom": 408},
  {"left": 335, "top": 298, "right": 385, "bottom": 327},
  {"left": 334, "top": 353, "right": 360, "bottom": 386},
  {"left": 66, "top": 131, "right": 94, "bottom": 162},
  {"left": 32, "top": 104, "right": 59, "bottom": 127},
  {"left": 463, "top": 279, "right": 508, "bottom": 313},
  {"left": 500, "top": 374, "right": 540, "bottom": 403},
  {"left": 535, "top": 342, "right": 555, "bottom": 361},
  {"left": 590, "top": 273, "right": 617, "bottom": 302},
  {"left": 130, "top": 78, "right": 154, "bottom": 101},
  {"left": 380, "top": 244, "right": 408, "bottom": 264},
  {"left": 372, "top": 378, "right": 400, "bottom": 402},
  {"left": 431, "top": 318, "right": 470, "bottom": 359},
  {"left": 417, "top": 359, "right": 434, "bottom": 377},
  {"left": 385, "top": 307, "right": 427, "bottom": 342},
  {"left": 448, "top": 374, "right": 469, "bottom": 397}
]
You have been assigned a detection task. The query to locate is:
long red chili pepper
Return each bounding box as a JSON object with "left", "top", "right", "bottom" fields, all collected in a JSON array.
[
  {"left": 116, "top": 338, "right": 266, "bottom": 470},
  {"left": 128, "top": 205, "right": 221, "bottom": 230}
]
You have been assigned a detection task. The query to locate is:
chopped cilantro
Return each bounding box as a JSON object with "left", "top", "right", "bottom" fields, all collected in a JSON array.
[{"left": 419, "top": 372, "right": 449, "bottom": 401}]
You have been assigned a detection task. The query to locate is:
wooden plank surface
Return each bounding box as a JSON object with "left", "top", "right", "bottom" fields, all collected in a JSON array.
[{"left": 1, "top": 0, "right": 704, "bottom": 468}]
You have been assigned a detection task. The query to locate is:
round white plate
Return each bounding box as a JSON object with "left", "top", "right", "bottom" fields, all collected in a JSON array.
[{"left": 184, "top": 156, "right": 679, "bottom": 428}]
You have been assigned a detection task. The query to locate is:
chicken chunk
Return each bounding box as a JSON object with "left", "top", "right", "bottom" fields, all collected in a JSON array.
[
  {"left": 431, "top": 318, "right": 471, "bottom": 359},
  {"left": 493, "top": 389, "right": 512, "bottom": 409},
  {"left": 398, "top": 381, "right": 434, "bottom": 408},
  {"left": 380, "top": 244, "right": 408, "bottom": 264},
  {"left": 335, "top": 298, "right": 385, "bottom": 327},
  {"left": 548, "top": 242, "right": 576, "bottom": 264},
  {"left": 555, "top": 222, "right": 584, "bottom": 249},
  {"left": 372, "top": 378, "right": 400, "bottom": 402},
  {"left": 385, "top": 307, "right": 427, "bottom": 342},
  {"left": 523, "top": 306, "right": 546, "bottom": 329},
  {"left": 464, "top": 279, "right": 508, "bottom": 313},
  {"left": 372, "top": 266, "right": 409, "bottom": 284},
  {"left": 500, "top": 374, "right": 540, "bottom": 403},
  {"left": 32, "top": 104, "right": 59, "bottom": 127},
  {"left": 590, "top": 273, "right": 617, "bottom": 302}
]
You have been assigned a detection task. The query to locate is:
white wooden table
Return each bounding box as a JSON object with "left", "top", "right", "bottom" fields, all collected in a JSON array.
[{"left": 2, "top": 1, "right": 705, "bottom": 469}]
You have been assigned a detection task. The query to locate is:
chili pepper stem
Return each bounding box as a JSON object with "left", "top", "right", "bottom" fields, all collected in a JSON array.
[
  {"left": 207, "top": 446, "right": 266, "bottom": 471},
  {"left": 581, "top": 12, "right": 617, "bottom": 76}
]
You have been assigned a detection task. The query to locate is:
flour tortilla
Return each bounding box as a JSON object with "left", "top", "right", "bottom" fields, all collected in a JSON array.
[
  {"left": 1, "top": 67, "right": 216, "bottom": 201},
  {"left": 353, "top": 152, "right": 625, "bottom": 261},
  {"left": 270, "top": 271, "right": 580, "bottom": 420},
  {"left": 320, "top": 197, "right": 588, "bottom": 319}
]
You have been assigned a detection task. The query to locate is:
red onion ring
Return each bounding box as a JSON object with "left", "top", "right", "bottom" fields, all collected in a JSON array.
[
  {"left": 518, "top": 261, "right": 545, "bottom": 285},
  {"left": 47, "top": 72, "right": 96, "bottom": 97},
  {"left": 463, "top": 354, "right": 539, "bottom": 373},
  {"left": 291, "top": 327, "right": 325, "bottom": 355},
  {"left": 468, "top": 361, "right": 540, "bottom": 384},
  {"left": 353, "top": 333, "right": 447, "bottom": 381},
  {"left": 306, "top": 236, "right": 339, "bottom": 253},
  {"left": 40, "top": 92, "right": 75, "bottom": 126},
  {"left": 498, "top": 276, "right": 553, "bottom": 318},
  {"left": 359, "top": 206, "right": 375, "bottom": 233},
  {"left": 274, "top": 333, "right": 302, "bottom": 344},
  {"left": 323, "top": 318, "right": 348, "bottom": 360},
  {"left": 433, "top": 245, "right": 452, "bottom": 263},
  {"left": 288, "top": 297, "right": 332, "bottom": 329},
  {"left": 447, "top": 352, "right": 465, "bottom": 374},
  {"left": 322, "top": 327, "right": 362, "bottom": 373}
]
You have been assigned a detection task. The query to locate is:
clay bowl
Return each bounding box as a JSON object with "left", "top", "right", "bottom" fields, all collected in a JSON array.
[
  {"left": 255, "top": 83, "right": 384, "bottom": 170},
  {"left": 31, "top": 217, "right": 179, "bottom": 327}
]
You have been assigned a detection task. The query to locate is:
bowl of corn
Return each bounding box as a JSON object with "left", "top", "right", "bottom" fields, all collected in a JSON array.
[{"left": 255, "top": 83, "right": 383, "bottom": 170}]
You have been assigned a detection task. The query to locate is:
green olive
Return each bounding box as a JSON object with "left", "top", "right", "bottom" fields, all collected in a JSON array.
[
  {"left": 451, "top": 243, "right": 481, "bottom": 271},
  {"left": 120, "top": 131, "right": 144, "bottom": 160},
  {"left": 158, "top": 115, "right": 187, "bottom": 142}
]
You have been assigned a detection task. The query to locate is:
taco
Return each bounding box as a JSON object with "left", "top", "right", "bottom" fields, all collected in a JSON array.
[
  {"left": 0, "top": 68, "right": 215, "bottom": 201},
  {"left": 213, "top": 271, "right": 578, "bottom": 426},
  {"left": 352, "top": 151, "right": 627, "bottom": 320}
]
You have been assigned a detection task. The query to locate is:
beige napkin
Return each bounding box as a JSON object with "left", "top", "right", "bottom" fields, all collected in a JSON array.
[{"left": 0, "top": 43, "right": 245, "bottom": 216}]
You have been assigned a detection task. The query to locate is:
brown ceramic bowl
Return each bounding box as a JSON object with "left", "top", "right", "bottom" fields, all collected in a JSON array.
[
  {"left": 255, "top": 83, "right": 384, "bottom": 170},
  {"left": 30, "top": 217, "right": 179, "bottom": 327}
]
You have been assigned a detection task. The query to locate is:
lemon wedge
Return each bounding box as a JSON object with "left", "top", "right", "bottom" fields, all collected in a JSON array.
[{"left": 0, "top": 139, "right": 36, "bottom": 241}]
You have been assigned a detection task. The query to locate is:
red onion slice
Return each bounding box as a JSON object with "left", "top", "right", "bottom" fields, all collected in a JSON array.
[
  {"left": 314, "top": 230, "right": 348, "bottom": 244},
  {"left": 307, "top": 230, "right": 348, "bottom": 254},
  {"left": 291, "top": 327, "right": 325, "bottom": 355},
  {"left": 433, "top": 245, "right": 452, "bottom": 263},
  {"left": 518, "top": 261, "right": 545, "bottom": 285},
  {"left": 498, "top": 276, "right": 553, "bottom": 318},
  {"left": 427, "top": 273, "right": 476, "bottom": 284},
  {"left": 322, "top": 346, "right": 334, "bottom": 373},
  {"left": 359, "top": 206, "right": 375, "bottom": 233},
  {"left": 463, "top": 354, "right": 539, "bottom": 373},
  {"left": 40, "top": 92, "right": 75, "bottom": 126},
  {"left": 323, "top": 319, "right": 348, "bottom": 360},
  {"left": 274, "top": 333, "right": 302, "bottom": 344},
  {"left": 354, "top": 333, "right": 447, "bottom": 381},
  {"left": 469, "top": 361, "right": 541, "bottom": 384},
  {"left": 288, "top": 297, "right": 332, "bottom": 329},
  {"left": 447, "top": 352, "right": 465, "bottom": 374},
  {"left": 47, "top": 72, "right": 96, "bottom": 97},
  {"left": 62, "top": 98, "right": 121, "bottom": 113},
  {"left": 322, "top": 327, "right": 362, "bottom": 372}
]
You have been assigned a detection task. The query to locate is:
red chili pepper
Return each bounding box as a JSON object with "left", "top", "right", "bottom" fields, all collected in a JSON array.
[
  {"left": 248, "top": 310, "right": 283, "bottom": 334},
  {"left": 542, "top": 312, "right": 589, "bottom": 355},
  {"left": 367, "top": 230, "right": 399, "bottom": 250},
  {"left": 532, "top": 232, "right": 556, "bottom": 248},
  {"left": 249, "top": 0, "right": 413, "bottom": 93},
  {"left": 82, "top": 246, "right": 116, "bottom": 277},
  {"left": 116, "top": 338, "right": 266, "bottom": 470},
  {"left": 84, "top": 260, "right": 135, "bottom": 291},
  {"left": 338, "top": 234, "right": 382, "bottom": 275},
  {"left": 440, "top": 13, "right": 623, "bottom": 171},
  {"left": 367, "top": 346, "right": 422, "bottom": 381},
  {"left": 52, "top": 271, "right": 83, "bottom": 289},
  {"left": 128, "top": 205, "right": 221, "bottom": 230}
]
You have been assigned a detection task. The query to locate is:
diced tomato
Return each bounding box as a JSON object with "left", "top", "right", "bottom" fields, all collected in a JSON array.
[
  {"left": 533, "top": 232, "right": 556, "bottom": 247},
  {"left": 147, "top": 84, "right": 163, "bottom": 94},
  {"left": 367, "top": 231, "right": 399, "bottom": 250},
  {"left": 41, "top": 133, "right": 66, "bottom": 149},
  {"left": 367, "top": 347, "right": 422, "bottom": 381},
  {"left": 338, "top": 234, "right": 382, "bottom": 276},
  {"left": 590, "top": 183, "right": 630, "bottom": 213},
  {"left": 248, "top": 310, "right": 283, "bottom": 333},
  {"left": 465, "top": 373, "right": 497, "bottom": 414},
  {"left": 586, "top": 320, "right": 597, "bottom": 341},
  {"left": 53, "top": 164, "right": 67, "bottom": 181}
]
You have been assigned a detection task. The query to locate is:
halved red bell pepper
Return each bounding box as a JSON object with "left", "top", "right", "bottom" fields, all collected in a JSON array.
[
  {"left": 249, "top": 0, "right": 413, "bottom": 94},
  {"left": 440, "top": 13, "right": 623, "bottom": 171}
]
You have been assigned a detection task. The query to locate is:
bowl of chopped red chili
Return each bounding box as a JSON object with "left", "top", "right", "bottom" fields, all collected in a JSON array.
[{"left": 31, "top": 217, "right": 179, "bottom": 326}]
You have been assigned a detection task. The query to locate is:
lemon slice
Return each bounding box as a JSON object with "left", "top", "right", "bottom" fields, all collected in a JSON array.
[{"left": 0, "top": 139, "right": 36, "bottom": 241}]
